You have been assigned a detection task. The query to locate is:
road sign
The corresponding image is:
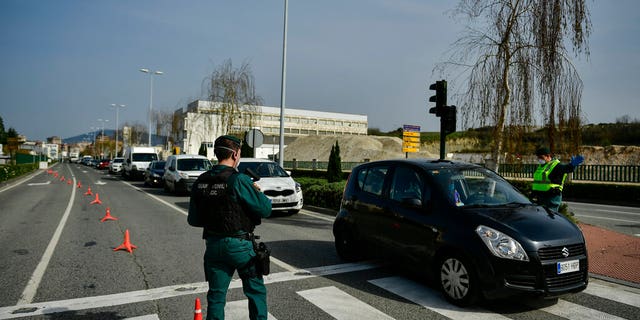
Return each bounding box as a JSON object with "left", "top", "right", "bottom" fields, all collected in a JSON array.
[
  {"left": 244, "top": 129, "right": 264, "bottom": 148},
  {"left": 402, "top": 125, "right": 420, "bottom": 153}
]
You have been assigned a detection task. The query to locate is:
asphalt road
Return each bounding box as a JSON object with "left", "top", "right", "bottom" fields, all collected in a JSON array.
[
  {"left": 565, "top": 201, "right": 640, "bottom": 237},
  {"left": 0, "top": 163, "right": 639, "bottom": 320}
]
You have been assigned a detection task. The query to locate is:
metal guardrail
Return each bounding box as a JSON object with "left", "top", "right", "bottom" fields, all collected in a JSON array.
[{"left": 284, "top": 160, "right": 640, "bottom": 183}]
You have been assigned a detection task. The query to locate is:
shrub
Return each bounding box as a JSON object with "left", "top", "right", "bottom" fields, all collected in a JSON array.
[{"left": 0, "top": 163, "right": 38, "bottom": 182}]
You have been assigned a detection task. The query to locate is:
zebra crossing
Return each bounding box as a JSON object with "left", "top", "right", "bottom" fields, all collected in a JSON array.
[{"left": 221, "top": 275, "right": 639, "bottom": 320}]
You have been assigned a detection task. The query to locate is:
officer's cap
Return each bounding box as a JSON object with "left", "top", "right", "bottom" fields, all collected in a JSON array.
[
  {"left": 535, "top": 147, "right": 551, "bottom": 156},
  {"left": 215, "top": 135, "right": 242, "bottom": 149}
]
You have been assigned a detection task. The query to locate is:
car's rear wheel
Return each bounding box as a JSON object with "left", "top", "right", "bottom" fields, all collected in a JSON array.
[
  {"left": 438, "top": 255, "right": 479, "bottom": 307},
  {"left": 334, "top": 225, "right": 360, "bottom": 261}
]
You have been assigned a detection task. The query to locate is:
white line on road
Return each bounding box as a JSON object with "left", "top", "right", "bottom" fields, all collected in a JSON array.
[
  {"left": 0, "top": 170, "right": 43, "bottom": 194},
  {"left": 27, "top": 181, "right": 51, "bottom": 186},
  {"left": 574, "top": 214, "right": 639, "bottom": 224},
  {"left": 17, "top": 176, "right": 77, "bottom": 305},
  {"left": 0, "top": 261, "right": 380, "bottom": 319},
  {"left": 583, "top": 279, "right": 640, "bottom": 307},
  {"left": 369, "top": 276, "right": 511, "bottom": 320},
  {"left": 298, "top": 286, "right": 394, "bottom": 320},
  {"left": 119, "top": 180, "right": 188, "bottom": 215},
  {"left": 299, "top": 209, "right": 335, "bottom": 222},
  {"left": 224, "top": 300, "right": 278, "bottom": 320},
  {"left": 124, "top": 315, "right": 160, "bottom": 320},
  {"left": 536, "top": 299, "right": 627, "bottom": 320}
]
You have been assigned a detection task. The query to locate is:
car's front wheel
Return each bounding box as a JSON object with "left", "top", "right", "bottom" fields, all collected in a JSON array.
[{"left": 438, "top": 255, "right": 479, "bottom": 307}]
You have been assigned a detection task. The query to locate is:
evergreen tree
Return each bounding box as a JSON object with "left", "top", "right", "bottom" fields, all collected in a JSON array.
[
  {"left": 198, "top": 143, "right": 207, "bottom": 157},
  {"left": 327, "top": 140, "right": 342, "bottom": 182}
]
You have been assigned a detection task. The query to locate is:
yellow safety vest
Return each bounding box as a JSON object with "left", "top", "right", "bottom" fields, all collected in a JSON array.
[{"left": 532, "top": 159, "right": 566, "bottom": 192}]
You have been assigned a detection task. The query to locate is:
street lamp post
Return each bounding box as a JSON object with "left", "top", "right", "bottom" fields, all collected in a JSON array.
[
  {"left": 110, "top": 104, "right": 126, "bottom": 157},
  {"left": 97, "top": 119, "right": 109, "bottom": 158},
  {"left": 139, "top": 68, "right": 163, "bottom": 147}
]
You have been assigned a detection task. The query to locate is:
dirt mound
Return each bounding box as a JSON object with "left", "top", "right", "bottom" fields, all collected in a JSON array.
[
  {"left": 284, "top": 135, "right": 439, "bottom": 162},
  {"left": 284, "top": 135, "right": 639, "bottom": 165}
]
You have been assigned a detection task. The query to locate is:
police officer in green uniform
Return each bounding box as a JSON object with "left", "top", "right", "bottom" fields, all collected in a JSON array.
[
  {"left": 531, "top": 147, "right": 584, "bottom": 211},
  {"left": 188, "top": 135, "right": 272, "bottom": 320}
]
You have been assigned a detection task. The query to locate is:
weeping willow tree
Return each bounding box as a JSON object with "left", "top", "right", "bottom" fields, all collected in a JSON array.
[
  {"left": 206, "top": 59, "right": 262, "bottom": 137},
  {"left": 438, "top": 0, "right": 590, "bottom": 170}
]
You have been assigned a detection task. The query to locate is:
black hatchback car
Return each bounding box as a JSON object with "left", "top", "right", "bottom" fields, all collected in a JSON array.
[
  {"left": 144, "top": 160, "right": 166, "bottom": 187},
  {"left": 333, "top": 159, "right": 588, "bottom": 306}
]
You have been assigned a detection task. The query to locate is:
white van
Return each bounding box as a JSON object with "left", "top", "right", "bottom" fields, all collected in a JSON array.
[
  {"left": 122, "top": 147, "right": 158, "bottom": 180},
  {"left": 163, "top": 154, "right": 213, "bottom": 194}
]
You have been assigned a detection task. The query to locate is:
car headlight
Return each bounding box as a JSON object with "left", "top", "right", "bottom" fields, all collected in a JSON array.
[
  {"left": 179, "top": 171, "right": 189, "bottom": 179},
  {"left": 476, "top": 225, "right": 529, "bottom": 261},
  {"left": 295, "top": 182, "right": 301, "bottom": 193}
]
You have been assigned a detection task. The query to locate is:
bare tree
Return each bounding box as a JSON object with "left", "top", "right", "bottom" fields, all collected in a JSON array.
[
  {"left": 205, "top": 59, "right": 263, "bottom": 136},
  {"left": 437, "top": 0, "right": 590, "bottom": 170}
]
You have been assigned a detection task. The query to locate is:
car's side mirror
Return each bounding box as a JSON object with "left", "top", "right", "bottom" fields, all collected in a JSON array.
[{"left": 169, "top": 166, "right": 175, "bottom": 171}]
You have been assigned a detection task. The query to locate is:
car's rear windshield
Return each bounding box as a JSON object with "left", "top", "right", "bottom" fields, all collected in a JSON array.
[
  {"left": 177, "top": 158, "right": 212, "bottom": 171},
  {"left": 238, "top": 162, "right": 289, "bottom": 178},
  {"left": 428, "top": 166, "right": 531, "bottom": 207},
  {"left": 132, "top": 153, "right": 158, "bottom": 162}
]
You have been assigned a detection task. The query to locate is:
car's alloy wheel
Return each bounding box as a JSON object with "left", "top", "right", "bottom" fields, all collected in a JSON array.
[{"left": 439, "top": 256, "right": 478, "bottom": 306}]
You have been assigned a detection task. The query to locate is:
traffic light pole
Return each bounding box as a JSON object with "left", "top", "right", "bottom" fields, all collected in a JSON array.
[{"left": 439, "top": 118, "right": 446, "bottom": 160}]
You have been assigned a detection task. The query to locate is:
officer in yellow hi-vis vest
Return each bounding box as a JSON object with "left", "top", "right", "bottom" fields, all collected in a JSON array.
[{"left": 531, "top": 147, "right": 584, "bottom": 211}]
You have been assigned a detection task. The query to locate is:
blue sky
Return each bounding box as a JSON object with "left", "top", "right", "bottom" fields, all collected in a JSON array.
[{"left": 1, "top": 0, "right": 639, "bottom": 141}]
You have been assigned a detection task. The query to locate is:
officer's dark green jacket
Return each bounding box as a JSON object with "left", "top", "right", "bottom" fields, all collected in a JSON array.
[{"left": 188, "top": 164, "right": 272, "bottom": 235}]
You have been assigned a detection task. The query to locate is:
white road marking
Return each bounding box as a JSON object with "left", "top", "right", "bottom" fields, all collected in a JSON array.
[
  {"left": 299, "top": 209, "right": 335, "bottom": 222},
  {"left": 0, "top": 170, "right": 43, "bottom": 194},
  {"left": 95, "top": 180, "right": 107, "bottom": 185},
  {"left": 536, "top": 299, "right": 627, "bottom": 320},
  {"left": 120, "top": 180, "right": 188, "bottom": 215},
  {"left": 27, "top": 181, "right": 51, "bottom": 186},
  {"left": 574, "top": 214, "right": 639, "bottom": 224},
  {"left": 224, "top": 300, "right": 278, "bottom": 320},
  {"left": 298, "top": 286, "right": 394, "bottom": 320},
  {"left": 17, "top": 176, "right": 77, "bottom": 305},
  {"left": 583, "top": 279, "right": 640, "bottom": 307},
  {"left": 0, "top": 261, "right": 380, "bottom": 319},
  {"left": 369, "top": 276, "right": 511, "bottom": 320},
  {"left": 124, "top": 315, "right": 160, "bottom": 320}
]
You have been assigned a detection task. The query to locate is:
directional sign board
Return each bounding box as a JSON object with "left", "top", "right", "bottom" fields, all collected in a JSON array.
[{"left": 402, "top": 125, "right": 420, "bottom": 153}]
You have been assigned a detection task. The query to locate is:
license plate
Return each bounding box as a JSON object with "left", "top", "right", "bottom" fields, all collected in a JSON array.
[
  {"left": 557, "top": 259, "right": 580, "bottom": 275},
  {"left": 271, "top": 198, "right": 288, "bottom": 204}
]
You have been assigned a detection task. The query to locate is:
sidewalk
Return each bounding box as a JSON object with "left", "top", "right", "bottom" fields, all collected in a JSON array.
[{"left": 579, "top": 223, "right": 640, "bottom": 286}]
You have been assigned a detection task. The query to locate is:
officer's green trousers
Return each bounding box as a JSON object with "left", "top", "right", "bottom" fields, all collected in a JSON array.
[
  {"left": 204, "top": 237, "right": 267, "bottom": 320},
  {"left": 538, "top": 193, "right": 562, "bottom": 212}
]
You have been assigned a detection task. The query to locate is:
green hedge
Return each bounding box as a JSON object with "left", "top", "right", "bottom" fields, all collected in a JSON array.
[{"left": 0, "top": 163, "right": 39, "bottom": 182}]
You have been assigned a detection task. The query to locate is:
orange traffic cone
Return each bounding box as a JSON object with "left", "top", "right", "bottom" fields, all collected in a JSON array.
[
  {"left": 60, "top": 176, "right": 65, "bottom": 182},
  {"left": 113, "top": 229, "right": 137, "bottom": 253},
  {"left": 67, "top": 179, "right": 72, "bottom": 185},
  {"left": 84, "top": 186, "right": 92, "bottom": 196},
  {"left": 90, "top": 193, "right": 102, "bottom": 205},
  {"left": 193, "top": 298, "right": 203, "bottom": 320},
  {"left": 54, "top": 172, "right": 59, "bottom": 178},
  {"left": 77, "top": 181, "right": 82, "bottom": 188},
  {"left": 47, "top": 169, "right": 53, "bottom": 174},
  {"left": 100, "top": 207, "right": 118, "bottom": 222}
]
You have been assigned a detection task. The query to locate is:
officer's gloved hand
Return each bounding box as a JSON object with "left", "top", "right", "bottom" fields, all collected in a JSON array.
[{"left": 570, "top": 155, "right": 584, "bottom": 167}]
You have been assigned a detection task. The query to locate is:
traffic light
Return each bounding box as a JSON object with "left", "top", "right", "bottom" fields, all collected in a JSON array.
[
  {"left": 428, "top": 80, "right": 447, "bottom": 116},
  {"left": 442, "top": 105, "right": 457, "bottom": 135}
]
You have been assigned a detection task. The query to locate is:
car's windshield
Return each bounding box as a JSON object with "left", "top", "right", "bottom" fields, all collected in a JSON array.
[
  {"left": 177, "top": 158, "right": 212, "bottom": 171},
  {"left": 113, "top": 158, "right": 123, "bottom": 163},
  {"left": 153, "top": 161, "right": 166, "bottom": 169},
  {"left": 428, "top": 166, "right": 531, "bottom": 207},
  {"left": 132, "top": 153, "right": 158, "bottom": 162},
  {"left": 238, "top": 162, "right": 289, "bottom": 178}
]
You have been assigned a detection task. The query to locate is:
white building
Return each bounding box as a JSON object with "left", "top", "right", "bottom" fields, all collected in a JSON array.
[{"left": 174, "top": 100, "right": 368, "bottom": 158}]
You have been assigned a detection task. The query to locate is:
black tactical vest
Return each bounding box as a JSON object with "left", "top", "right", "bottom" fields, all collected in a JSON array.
[{"left": 192, "top": 167, "right": 255, "bottom": 237}]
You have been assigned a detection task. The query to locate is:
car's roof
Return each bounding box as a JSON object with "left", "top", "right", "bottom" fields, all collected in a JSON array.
[
  {"left": 356, "top": 159, "right": 482, "bottom": 170},
  {"left": 169, "top": 154, "right": 209, "bottom": 159},
  {"left": 239, "top": 158, "right": 275, "bottom": 163}
]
